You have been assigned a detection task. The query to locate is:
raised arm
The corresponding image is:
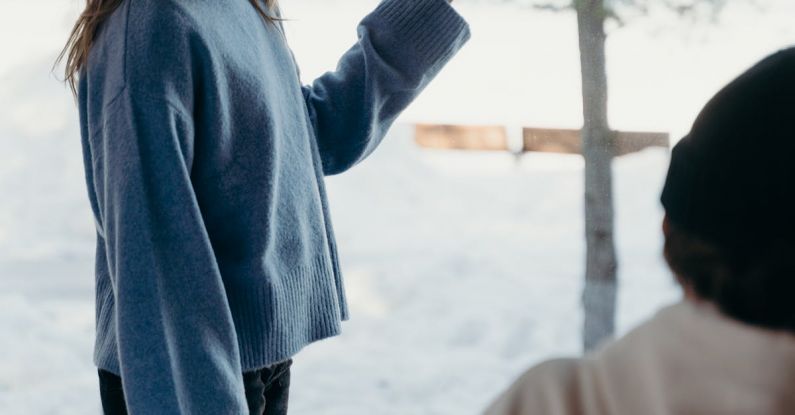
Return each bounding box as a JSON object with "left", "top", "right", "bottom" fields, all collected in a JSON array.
[{"left": 302, "top": 0, "right": 470, "bottom": 175}]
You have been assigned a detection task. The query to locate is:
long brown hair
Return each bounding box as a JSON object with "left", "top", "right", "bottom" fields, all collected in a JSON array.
[{"left": 56, "top": 0, "right": 278, "bottom": 96}]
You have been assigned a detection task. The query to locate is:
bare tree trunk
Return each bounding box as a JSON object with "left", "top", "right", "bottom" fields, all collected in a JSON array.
[{"left": 576, "top": 0, "right": 618, "bottom": 352}]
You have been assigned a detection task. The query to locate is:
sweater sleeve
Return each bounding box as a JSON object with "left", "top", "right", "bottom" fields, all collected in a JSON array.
[
  {"left": 97, "top": 92, "right": 247, "bottom": 414},
  {"left": 302, "top": 0, "right": 470, "bottom": 175}
]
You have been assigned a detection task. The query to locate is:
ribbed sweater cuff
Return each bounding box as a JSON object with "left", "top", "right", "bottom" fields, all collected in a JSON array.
[{"left": 373, "top": 0, "right": 471, "bottom": 69}]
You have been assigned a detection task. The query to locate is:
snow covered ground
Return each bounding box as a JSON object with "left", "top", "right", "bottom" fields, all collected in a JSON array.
[
  {"left": 0, "top": 122, "right": 677, "bottom": 414},
  {"left": 287, "top": 136, "right": 679, "bottom": 415},
  {"left": 1, "top": 0, "right": 794, "bottom": 414}
]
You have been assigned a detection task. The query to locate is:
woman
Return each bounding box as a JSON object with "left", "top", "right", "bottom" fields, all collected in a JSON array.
[
  {"left": 485, "top": 48, "right": 795, "bottom": 415},
  {"left": 57, "top": 0, "right": 469, "bottom": 413}
]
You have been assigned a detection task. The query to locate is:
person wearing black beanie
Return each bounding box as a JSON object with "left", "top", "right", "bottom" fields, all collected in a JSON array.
[
  {"left": 661, "top": 47, "right": 795, "bottom": 332},
  {"left": 485, "top": 48, "right": 795, "bottom": 415}
]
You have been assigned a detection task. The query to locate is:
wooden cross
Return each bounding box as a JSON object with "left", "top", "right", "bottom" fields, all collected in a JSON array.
[{"left": 414, "top": 124, "right": 669, "bottom": 156}]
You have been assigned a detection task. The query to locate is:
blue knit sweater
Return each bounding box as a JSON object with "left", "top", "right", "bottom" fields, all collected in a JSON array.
[{"left": 77, "top": 0, "right": 468, "bottom": 413}]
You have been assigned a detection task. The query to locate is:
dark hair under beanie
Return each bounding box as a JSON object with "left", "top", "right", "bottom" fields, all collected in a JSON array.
[{"left": 661, "top": 47, "right": 795, "bottom": 331}]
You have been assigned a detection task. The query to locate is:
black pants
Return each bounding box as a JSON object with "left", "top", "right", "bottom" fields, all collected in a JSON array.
[{"left": 98, "top": 359, "right": 293, "bottom": 415}]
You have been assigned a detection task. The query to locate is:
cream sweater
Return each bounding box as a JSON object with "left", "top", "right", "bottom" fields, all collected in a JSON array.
[{"left": 485, "top": 301, "right": 795, "bottom": 415}]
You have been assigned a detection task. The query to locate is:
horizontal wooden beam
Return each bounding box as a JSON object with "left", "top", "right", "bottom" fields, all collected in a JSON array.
[
  {"left": 414, "top": 124, "right": 669, "bottom": 156},
  {"left": 523, "top": 128, "right": 669, "bottom": 156},
  {"left": 415, "top": 124, "right": 509, "bottom": 151}
]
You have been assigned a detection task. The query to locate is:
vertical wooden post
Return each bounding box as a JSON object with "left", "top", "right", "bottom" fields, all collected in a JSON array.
[{"left": 576, "top": 0, "right": 618, "bottom": 352}]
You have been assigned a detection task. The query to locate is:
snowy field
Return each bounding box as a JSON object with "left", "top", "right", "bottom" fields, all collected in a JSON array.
[
  {"left": 1, "top": 0, "right": 795, "bottom": 414},
  {"left": 0, "top": 123, "right": 678, "bottom": 414}
]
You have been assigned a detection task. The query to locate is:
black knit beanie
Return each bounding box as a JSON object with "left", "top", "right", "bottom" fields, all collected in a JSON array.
[
  {"left": 661, "top": 47, "right": 795, "bottom": 255},
  {"left": 661, "top": 47, "right": 795, "bottom": 330}
]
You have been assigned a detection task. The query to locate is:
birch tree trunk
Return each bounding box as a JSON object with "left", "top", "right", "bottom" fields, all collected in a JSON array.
[{"left": 576, "top": 0, "right": 618, "bottom": 352}]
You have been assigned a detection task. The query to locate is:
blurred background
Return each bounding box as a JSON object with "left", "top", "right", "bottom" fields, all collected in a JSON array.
[{"left": 1, "top": 0, "right": 793, "bottom": 413}]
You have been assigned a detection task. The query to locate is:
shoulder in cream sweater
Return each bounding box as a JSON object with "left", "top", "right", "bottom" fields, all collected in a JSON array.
[{"left": 486, "top": 300, "right": 795, "bottom": 415}]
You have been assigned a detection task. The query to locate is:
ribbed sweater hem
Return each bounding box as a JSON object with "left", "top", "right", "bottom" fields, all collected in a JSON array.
[{"left": 94, "top": 255, "right": 344, "bottom": 375}]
